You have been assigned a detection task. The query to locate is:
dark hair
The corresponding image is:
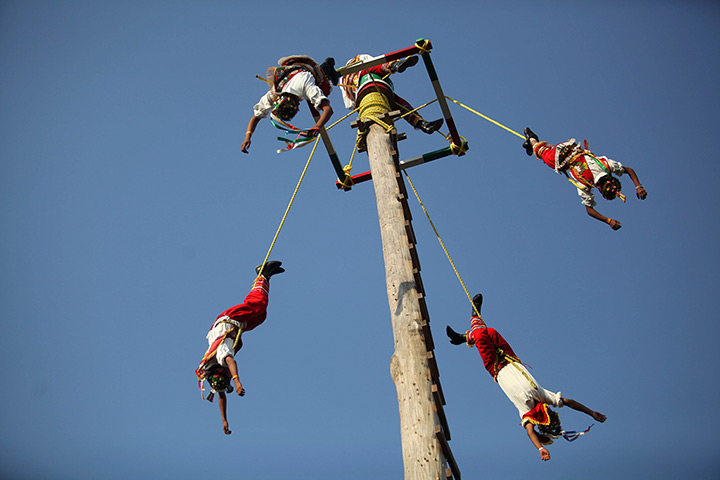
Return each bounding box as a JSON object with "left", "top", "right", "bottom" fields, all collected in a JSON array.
[
  {"left": 597, "top": 175, "right": 622, "bottom": 200},
  {"left": 273, "top": 94, "right": 300, "bottom": 121},
  {"left": 206, "top": 365, "right": 231, "bottom": 393},
  {"left": 537, "top": 408, "right": 562, "bottom": 437}
]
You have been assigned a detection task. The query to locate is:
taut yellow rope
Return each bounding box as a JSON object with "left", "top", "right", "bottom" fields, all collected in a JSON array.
[
  {"left": 445, "top": 96, "right": 525, "bottom": 140},
  {"left": 255, "top": 136, "right": 321, "bottom": 281},
  {"left": 402, "top": 170, "right": 480, "bottom": 319}
]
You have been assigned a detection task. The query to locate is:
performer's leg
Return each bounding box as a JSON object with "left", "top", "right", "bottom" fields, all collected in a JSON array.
[{"left": 561, "top": 397, "right": 606, "bottom": 422}]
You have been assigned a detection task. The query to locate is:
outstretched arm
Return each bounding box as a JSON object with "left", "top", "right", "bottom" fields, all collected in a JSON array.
[
  {"left": 218, "top": 392, "right": 231, "bottom": 435},
  {"left": 241, "top": 115, "right": 262, "bottom": 153},
  {"left": 561, "top": 397, "right": 607, "bottom": 423},
  {"left": 586, "top": 205, "right": 622, "bottom": 230},
  {"left": 524, "top": 423, "right": 551, "bottom": 461},
  {"left": 623, "top": 166, "right": 647, "bottom": 199},
  {"left": 224, "top": 356, "right": 246, "bottom": 396},
  {"left": 302, "top": 99, "right": 333, "bottom": 137}
]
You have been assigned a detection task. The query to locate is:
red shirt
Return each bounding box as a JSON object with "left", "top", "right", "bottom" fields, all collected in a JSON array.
[{"left": 468, "top": 319, "right": 519, "bottom": 378}]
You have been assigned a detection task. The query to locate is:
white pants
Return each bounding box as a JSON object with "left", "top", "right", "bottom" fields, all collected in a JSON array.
[{"left": 496, "top": 363, "right": 562, "bottom": 419}]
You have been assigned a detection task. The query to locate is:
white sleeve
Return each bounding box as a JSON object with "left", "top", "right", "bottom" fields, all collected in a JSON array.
[
  {"left": 341, "top": 86, "right": 356, "bottom": 109},
  {"left": 216, "top": 337, "right": 235, "bottom": 366},
  {"left": 578, "top": 186, "right": 596, "bottom": 207},
  {"left": 253, "top": 91, "right": 274, "bottom": 119},
  {"left": 292, "top": 72, "right": 327, "bottom": 110},
  {"left": 603, "top": 157, "right": 625, "bottom": 176},
  {"left": 302, "top": 83, "right": 328, "bottom": 111}
]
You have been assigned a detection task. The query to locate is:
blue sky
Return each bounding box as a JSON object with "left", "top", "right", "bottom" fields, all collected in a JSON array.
[{"left": 1, "top": 1, "right": 719, "bottom": 479}]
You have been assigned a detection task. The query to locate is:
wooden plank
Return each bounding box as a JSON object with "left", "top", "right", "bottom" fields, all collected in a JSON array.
[
  {"left": 408, "top": 243, "right": 421, "bottom": 272},
  {"left": 427, "top": 350, "right": 440, "bottom": 383},
  {"left": 306, "top": 101, "right": 352, "bottom": 187},
  {"left": 432, "top": 384, "right": 450, "bottom": 440},
  {"left": 335, "top": 42, "right": 433, "bottom": 77},
  {"left": 435, "top": 426, "right": 461, "bottom": 480},
  {"left": 405, "top": 220, "right": 417, "bottom": 246},
  {"left": 401, "top": 199, "right": 413, "bottom": 223},
  {"left": 418, "top": 296, "right": 430, "bottom": 322},
  {"left": 350, "top": 110, "right": 402, "bottom": 129},
  {"left": 433, "top": 376, "right": 446, "bottom": 405},
  {"left": 413, "top": 270, "right": 425, "bottom": 296},
  {"left": 421, "top": 320, "right": 435, "bottom": 351}
]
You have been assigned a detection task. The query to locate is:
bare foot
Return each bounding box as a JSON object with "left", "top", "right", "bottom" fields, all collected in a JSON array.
[
  {"left": 592, "top": 411, "right": 607, "bottom": 423},
  {"left": 223, "top": 421, "right": 232, "bottom": 435}
]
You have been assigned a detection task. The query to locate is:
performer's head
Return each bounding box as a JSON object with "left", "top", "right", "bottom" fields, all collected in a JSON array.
[
  {"left": 536, "top": 408, "right": 563, "bottom": 443},
  {"left": 597, "top": 175, "right": 622, "bottom": 200},
  {"left": 471, "top": 293, "right": 483, "bottom": 317},
  {"left": 272, "top": 94, "right": 301, "bottom": 122},
  {"left": 206, "top": 365, "right": 232, "bottom": 394}
]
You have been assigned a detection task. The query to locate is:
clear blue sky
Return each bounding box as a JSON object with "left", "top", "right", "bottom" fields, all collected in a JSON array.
[{"left": 1, "top": 1, "right": 719, "bottom": 479}]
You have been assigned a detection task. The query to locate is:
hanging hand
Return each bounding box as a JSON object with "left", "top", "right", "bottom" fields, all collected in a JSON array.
[
  {"left": 300, "top": 127, "right": 320, "bottom": 138},
  {"left": 636, "top": 185, "right": 647, "bottom": 200}
]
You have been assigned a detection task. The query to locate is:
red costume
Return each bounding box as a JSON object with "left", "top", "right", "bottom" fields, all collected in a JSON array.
[
  {"left": 341, "top": 55, "right": 426, "bottom": 129},
  {"left": 466, "top": 317, "right": 521, "bottom": 379},
  {"left": 195, "top": 276, "right": 269, "bottom": 385}
]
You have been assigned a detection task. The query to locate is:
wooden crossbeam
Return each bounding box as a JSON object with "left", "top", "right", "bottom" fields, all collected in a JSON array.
[
  {"left": 335, "top": 144, "right": 464, "bottom": 188},
  {"left": 306, "top": 101, "right": 352, "bottom": 190},
  {"left": 417, "top": 49, "right": 464, "bottom": 154},
  {"left": 335, "top": 40, "right": 434, "bottom": 78}
]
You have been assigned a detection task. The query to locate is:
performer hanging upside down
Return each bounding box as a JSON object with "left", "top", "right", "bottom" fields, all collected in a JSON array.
[
  {"left": 522, "top": 127, "right": 647, "bottom": 230},
  {"left": 241, "top": 55, "right": 339, "bottom": 153},
  {"left": 447, "top": 294, "right": 606, "bottom": 461},
  {"left": 195, "top": 260, "right": 285, "bottom": 435},
  {"left": 340, "top": 54, "right": 444, "bottom": 134}
]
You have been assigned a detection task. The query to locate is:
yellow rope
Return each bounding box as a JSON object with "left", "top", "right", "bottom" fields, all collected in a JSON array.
[
  {"left": 359, "top": 91, "right": 394, "bottom": 132},
  {"left": 415, "top": 39, "right": 431, "bottom": 55},
  {"left": 255, "top": 136, "right": 321, "bottom": 281},
  {"left": 397, "top": 97, "right": 438, "bottom": 121},
  {"left": 326, "top": 106, "right": 360, "bottom": 130},
  {"left": 445, "top": 96, "right": 525, "bottom": 140},
  {"left": 402, "top": 169, "right": 480, "bottom": 319},
  {"left": 405, "top": 169, "right": 538, "bottom": 388}
]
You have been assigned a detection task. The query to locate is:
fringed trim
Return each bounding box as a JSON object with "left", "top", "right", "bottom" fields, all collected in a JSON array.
[
  {"left": 251, "top": 276, "right": 269, "bottom": 295},
  {"left": 533, "top": 141, "right": 550, "bottom": 160}
]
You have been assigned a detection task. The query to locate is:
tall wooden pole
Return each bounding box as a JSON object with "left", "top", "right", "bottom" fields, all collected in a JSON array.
[{"left": 362, "top": 99, "right": 446, "bottom": 479}]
